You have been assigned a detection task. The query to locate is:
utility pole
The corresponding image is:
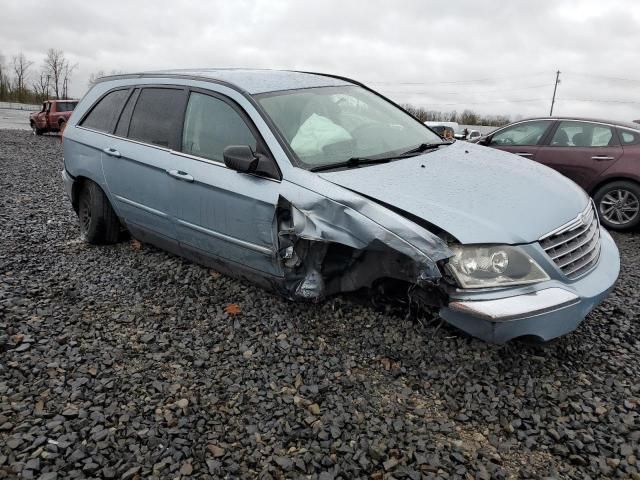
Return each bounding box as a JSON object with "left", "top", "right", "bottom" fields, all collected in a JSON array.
[{"left": 549, "top": 70, "right": 561, "bottom": 116}]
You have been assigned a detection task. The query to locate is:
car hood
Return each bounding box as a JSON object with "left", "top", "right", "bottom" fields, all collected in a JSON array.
[{"left": 319, "top": 141, "right": 589, "bottom": 244}]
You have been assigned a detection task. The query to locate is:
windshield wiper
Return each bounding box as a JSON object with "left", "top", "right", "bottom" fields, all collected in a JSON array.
[
  {"left": 309, "top": 143, "right": 447, "bottom": 173},
  {"left": 400, "top": 142, "right": 447, "bottom": 155},
  {"left": 310, "top": 156, "right": 396, "bottom": 172}
]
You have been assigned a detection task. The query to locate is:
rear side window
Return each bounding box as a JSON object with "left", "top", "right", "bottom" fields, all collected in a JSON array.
[
  {"left": 81, "top": 90, "right": 129, "bottom": 133},
  {"left": 619, "top": 128, "right": 640, "bottom": 145},
  {"left": 551, "top": 121, "right": 615, "bottom": 147},
  {"left": 56, "top": 102, "right": 77, "bottom": 112},
  {"left": 181, "top": 92, "right": 256, "bottom": 161},
  {"left": 128, "top": 88, "right": 185, "bottom": 148}
]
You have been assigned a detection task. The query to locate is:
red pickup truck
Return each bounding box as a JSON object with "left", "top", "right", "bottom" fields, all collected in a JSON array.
[{"left": 30, "top": 100, "right": 78, "bottom": 135}]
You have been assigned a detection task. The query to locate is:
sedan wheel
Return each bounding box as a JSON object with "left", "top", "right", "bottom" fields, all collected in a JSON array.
[{"left": 594, "top": 181, "right": 640, "bottom": 231}]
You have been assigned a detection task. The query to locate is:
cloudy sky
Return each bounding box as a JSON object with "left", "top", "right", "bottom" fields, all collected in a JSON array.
[{"left": 2, "top": 0, "right": 639, "bottom": 122}]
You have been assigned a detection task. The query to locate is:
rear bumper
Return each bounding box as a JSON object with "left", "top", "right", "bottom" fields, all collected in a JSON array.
[{"left": 439, "top": 228, "right": 619, "bottom": 343}]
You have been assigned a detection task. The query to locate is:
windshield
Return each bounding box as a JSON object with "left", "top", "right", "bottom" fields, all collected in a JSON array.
[{"left": 256, "top": 85, "right": 442, "bottom": 169}]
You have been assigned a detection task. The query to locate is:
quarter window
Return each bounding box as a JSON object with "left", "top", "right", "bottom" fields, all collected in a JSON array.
[
  {"left": 181, "top": 92, "right": 256, "bottom": 161},
  {"left": 490, "top": 120, "right": 552, "bottom": 146},
  {"left": 81, "top": 89, "right": 129, "bottom": 133},
  {"left": 551, "top": 121, "right": 615, "bottom": 147},
  {"left": 128, "top": 88, "right": 185, "bottom": 148},
  {"left": 619, "top": 128, "right": 640, "bottom": 145}
]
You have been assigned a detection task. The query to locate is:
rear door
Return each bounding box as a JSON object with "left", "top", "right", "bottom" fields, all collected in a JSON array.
[
  {"left": 168, "top": 89, "right": 283, "bottom": 276},
  {"left": 535, "top": 120, "right": 623, "bottom": 190},
  {"left": 486, "top": 119, "right": 554, "bottom": 160},
  {"left": 101, "top": 86, "right": 187, "bottom": 240}
]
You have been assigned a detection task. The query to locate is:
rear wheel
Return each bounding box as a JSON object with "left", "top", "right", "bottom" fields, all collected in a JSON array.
[
  {"left": 58, "top": 120, "right": 66, "bottom": 135},
  {"left": 593, "top": 180, "right": 640, "bottom": 231},
  {"left": 78, "top": 181, "right": 121, "bottom": 244}
]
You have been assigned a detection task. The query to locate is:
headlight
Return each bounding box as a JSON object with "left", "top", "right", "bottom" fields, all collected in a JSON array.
[{"left": 446, "top": 245, "right": 549, "bottom": 288}]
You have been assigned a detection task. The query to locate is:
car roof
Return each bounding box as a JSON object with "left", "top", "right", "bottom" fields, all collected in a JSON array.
[
  {"left": 515, "top": 116, "right": 640, "bottom": 131},
  {"left": 97, "top": 68, "right": 356, "bottom": 95}
]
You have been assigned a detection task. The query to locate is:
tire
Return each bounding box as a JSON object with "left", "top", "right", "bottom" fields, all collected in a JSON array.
[
  {"left": 77, "top": 181, "right": 121, "bottom": 244},
  {"left": 593, "top": 180, "right": 640, "bottom": 231},
  {"left": 31, "top": 122, "right": 43, "bottom": 136},
  {"left": 58, "top": 120, "right": 66, "bottom": 135}
]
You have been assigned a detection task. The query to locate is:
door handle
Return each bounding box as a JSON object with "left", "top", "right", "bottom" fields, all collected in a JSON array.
[
  {"left": 103, "top": 147, "right": 121, "bottom": 158},
  {"left": 591, "top": 155, "right": 615, "bottom": 161},
  {"left": 167, "top": 169, "right": 194, "bottom": 182},
  {"left": 515, "top": 152, "right": 533, "bottom": 157}
]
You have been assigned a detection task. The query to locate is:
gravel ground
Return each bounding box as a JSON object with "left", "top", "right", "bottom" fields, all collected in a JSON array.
[{"left": 0, "top": 130, "right": 638, "bottom": 479}]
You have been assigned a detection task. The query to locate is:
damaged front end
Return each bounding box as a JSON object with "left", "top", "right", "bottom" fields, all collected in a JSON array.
[{"left": 274, "top": 187, "right": 454, "bottom": 311}]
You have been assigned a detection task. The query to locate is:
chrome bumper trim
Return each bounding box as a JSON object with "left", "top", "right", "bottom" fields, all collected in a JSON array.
[{"left": 448, "top": 288, "right": 580, "bottom": 322}]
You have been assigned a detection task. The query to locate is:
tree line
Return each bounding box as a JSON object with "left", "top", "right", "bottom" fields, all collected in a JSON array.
[
  {"left": 0, "top": 49, "right": 76, "bottom": 104},
  {"left": 403, "top": 104, "right": 512, "bottom": 127}
]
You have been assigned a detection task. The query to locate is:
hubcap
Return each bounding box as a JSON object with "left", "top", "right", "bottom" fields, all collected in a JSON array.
[{"left": 600, "top": 189, "right": 640, "bottom": 225}]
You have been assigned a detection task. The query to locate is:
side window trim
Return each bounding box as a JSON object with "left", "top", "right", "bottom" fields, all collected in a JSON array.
[
  {"left": 180, "top": 87, "right": 282, "bottom": 179},
  {"left": 113, "top": 88, "right": 140, "bottom": 137},
  {"left": 539, "top": 120, "right": 559, "bottom": 146}
]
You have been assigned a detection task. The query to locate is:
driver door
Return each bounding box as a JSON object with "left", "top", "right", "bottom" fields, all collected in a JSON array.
[
  {"left": 169, "top": 89, "right": 283, "bottom": 277},
  {"left": 487, "top": 120, "right": 555, "bottom": 160}
]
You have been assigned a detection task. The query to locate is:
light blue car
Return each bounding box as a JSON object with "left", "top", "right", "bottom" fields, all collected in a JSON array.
[{"left": 61, "top": 69, "right": 620, "bottom": 343}]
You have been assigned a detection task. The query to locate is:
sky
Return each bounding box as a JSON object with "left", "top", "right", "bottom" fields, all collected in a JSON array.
[{"left": 1, "top": 0, "right": 639, "bottom": 122}]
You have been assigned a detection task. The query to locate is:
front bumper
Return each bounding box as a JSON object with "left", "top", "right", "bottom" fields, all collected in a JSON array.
[{"left": 439, "top": 228, "right": 620, "bottom": 343}]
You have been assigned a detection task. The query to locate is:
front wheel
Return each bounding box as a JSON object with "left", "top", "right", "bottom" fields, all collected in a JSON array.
[
  {"left": 78, "top": 181, "right": 121, "bottom": 244},
  {"left": 593, "top": 180, "right": 640, "bottom": 231},
  {"left": 31, "top": 122, "right": 43, "bottom": 136}
]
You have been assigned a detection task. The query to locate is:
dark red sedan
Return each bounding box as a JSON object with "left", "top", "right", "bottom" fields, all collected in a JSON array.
[{"left": 477, "top": 117, "right": 640, "bottom": 230}]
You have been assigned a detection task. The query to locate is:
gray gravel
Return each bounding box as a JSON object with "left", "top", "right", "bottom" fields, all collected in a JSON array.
[{"left": 1, "top": 130, "right": 639, "bottom": 479}]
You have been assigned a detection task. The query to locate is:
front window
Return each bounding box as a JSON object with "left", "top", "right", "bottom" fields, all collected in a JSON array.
[
  {"left": 256, "top": 86, "right": 442, "bottom": 169},
  {"left": 490, "top": 120, "right": 552, "bottom": 146}
]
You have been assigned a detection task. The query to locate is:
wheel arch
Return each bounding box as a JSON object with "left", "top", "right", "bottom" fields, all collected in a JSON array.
[
  {"left": 71, "top": 176, "right": 91, "bottom": 213},
  {"left": 589, "top": 176, "right": 640, "bottom": 197}
]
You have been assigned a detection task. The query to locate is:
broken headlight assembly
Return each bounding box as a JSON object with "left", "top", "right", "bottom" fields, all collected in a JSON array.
[{"left": 446, "top": 245, "right": 549, "bottom": 289}]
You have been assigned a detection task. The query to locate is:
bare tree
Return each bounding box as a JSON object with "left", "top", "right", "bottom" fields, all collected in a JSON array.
[
  {"left": 32, "top": 70, "right": 50, "bottom": 102},
  {"left": 0, "top": 52, "right": 7, "bottom": 101},
  {"left": 44, "top": 49, "right": 67, "bottom": 99},
  {"left": 12, "top": 52, "right": 34, "bottom": 103},
  {"left": 88, "top": 70, "right": 106, "bottom": 87},
  {"left": 62, "top": 61, "right": 78, "bottom": 99}
]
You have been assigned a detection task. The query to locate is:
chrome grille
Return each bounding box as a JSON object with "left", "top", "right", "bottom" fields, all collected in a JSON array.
[{"left": 540, "top": 203, "right": 601, "bottom": 279}]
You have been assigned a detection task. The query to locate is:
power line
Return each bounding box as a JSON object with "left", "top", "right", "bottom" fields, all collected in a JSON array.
[
  {"left": 419, "top": 98, "right": 548, "bottom": 106},
  {"left": 365, "top": 71, "right": 549, "bottom": 86},
  {"left": 564, "top": 72, "right": 640, "bottom": 84},
  {"left": 558, "top": 98, "right": 640, "bottom": 106},
  {"left": 379, "top": 83, "right": 554, "bottom": 96}
]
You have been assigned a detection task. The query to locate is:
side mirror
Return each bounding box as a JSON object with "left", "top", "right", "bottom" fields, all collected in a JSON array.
[
  {"left": 223, "top": 145, "right": 259, "bottom": 173},
  {"left": 479, "top": 136, "right": 491, "bottom": 146}
]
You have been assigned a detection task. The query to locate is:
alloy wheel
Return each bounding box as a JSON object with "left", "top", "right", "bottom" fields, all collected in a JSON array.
[{"left": 599, "top": 189, "right": 640, "bottom": 226}]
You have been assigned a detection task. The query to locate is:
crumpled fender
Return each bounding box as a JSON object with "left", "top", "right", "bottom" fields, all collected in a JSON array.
[{"left": 277, "top": 179, "right": 453, "bottom": 299}]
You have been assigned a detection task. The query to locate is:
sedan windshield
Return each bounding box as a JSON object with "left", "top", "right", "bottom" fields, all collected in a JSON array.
[{"left": 256, "top": 85, "right": 443, "bottom": 169}]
